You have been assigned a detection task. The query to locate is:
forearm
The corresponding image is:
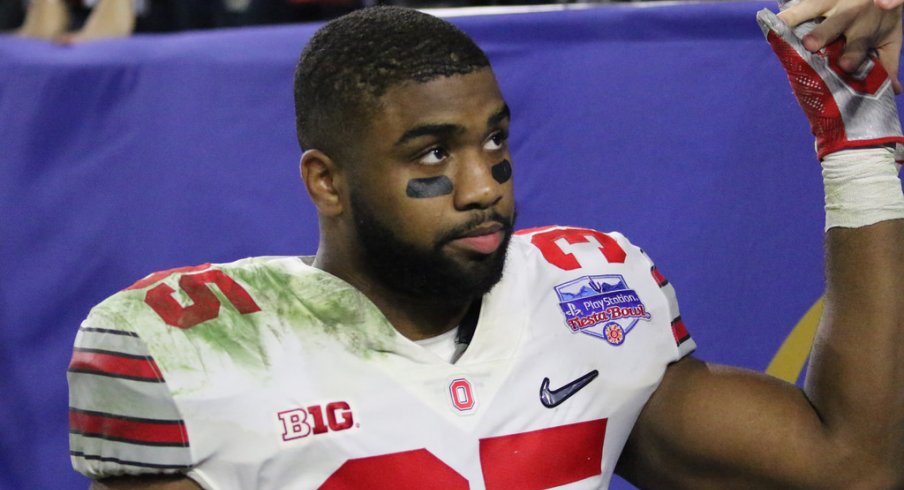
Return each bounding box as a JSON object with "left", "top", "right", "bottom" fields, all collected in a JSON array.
[
  {"left": 617, "top": 163, "right": 904, "bottom": 486},
  {"left": 75, "top": 0, "right": 135, "bottom": 41},
  {"left": 802, "top": 146, "right": 904, "bottom": 482},
  {"left": 806, "top": 217, "right": 904, "bottom": 469}
]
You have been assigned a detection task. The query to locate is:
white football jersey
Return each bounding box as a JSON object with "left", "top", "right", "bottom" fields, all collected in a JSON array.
[{"left": 68, "top": 226, "right": 695, "bottom": 489}]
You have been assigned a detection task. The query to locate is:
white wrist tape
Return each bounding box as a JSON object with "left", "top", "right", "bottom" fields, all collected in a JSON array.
[{"left": 822, "top": 147, "right": 904, "bottom": 230}]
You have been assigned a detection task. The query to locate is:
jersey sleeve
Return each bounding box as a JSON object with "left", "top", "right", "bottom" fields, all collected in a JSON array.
[
  {"left": 515, "top": 225, "right": 696, "bottom": 363},
  {"left": 631, "top": 239, "right": 697, "bottom": 360},
  {"left": 67, "top": 304, "right": 194, "bottom": 479}
]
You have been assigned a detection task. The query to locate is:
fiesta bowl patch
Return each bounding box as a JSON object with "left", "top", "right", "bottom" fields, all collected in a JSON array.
[{"left": 554, "top": 275, "right": 651, "bottom": 345}]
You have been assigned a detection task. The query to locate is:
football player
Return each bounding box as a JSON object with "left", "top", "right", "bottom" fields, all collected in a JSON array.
[{"left": 70, "top": 0, "right": 904, "bottom": 488}]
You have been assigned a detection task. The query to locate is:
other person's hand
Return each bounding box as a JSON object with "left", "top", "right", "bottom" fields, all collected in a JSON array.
[{"left": 777, "top": 0, "right": 903, "bottom": 92}]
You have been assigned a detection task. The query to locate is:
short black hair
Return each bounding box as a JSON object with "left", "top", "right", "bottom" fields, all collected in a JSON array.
[{"left": 294, "top": 6, "right": 491, "bottom": 161}]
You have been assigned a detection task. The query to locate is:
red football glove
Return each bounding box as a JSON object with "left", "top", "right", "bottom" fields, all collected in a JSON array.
[{"left": 757, "top": 7, "right": 904, "bottom": 159}]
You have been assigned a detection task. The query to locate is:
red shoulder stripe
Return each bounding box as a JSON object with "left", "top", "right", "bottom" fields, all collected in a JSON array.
[
  {"left": 68, "top": 349, "right": 164, "bottom": 382},
  {"left": 651, "top": 266, "right": 669, "bottom": 287},
  {"left": 671, "top": 317, "right": 691, "bottom": 346},
  {"left": 69, "top": 408, "right": 189, "bottom": 447}
]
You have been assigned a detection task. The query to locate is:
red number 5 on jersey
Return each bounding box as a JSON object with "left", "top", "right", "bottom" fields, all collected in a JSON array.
[
  {"left": 126, "top": 265, "right": 261, "bottom": 329},
  {"left": 519, "top": 226, "right": 626, "bottom": 270}
]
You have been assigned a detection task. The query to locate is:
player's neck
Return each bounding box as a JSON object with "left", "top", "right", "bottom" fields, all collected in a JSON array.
[
  {"left": 312, "top": 251, "right": 474, "bottom": 341},
  {"left": 368, "top": 290, "right": 473, "bottom": 341}
]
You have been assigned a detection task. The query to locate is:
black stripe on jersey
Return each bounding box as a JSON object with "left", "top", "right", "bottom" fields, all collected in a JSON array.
[
  {"left": 71, "top": 431, "right": 191, "bottom": 448},
  {"left": 69, "top": 407, "right": 184, "bottom": 425},
  {"left": 70, "top": 451, "right": 192, "bottom": 470},
  {"left": 70, "top": 432, "right": 190, "bottom": 448},
  {"left": 671, "top": 316, "right": 691, "bottom": 346},
  {"left": 71, "top": 347, "right": 153, "bottom": 360},
  {"left": 79, "top": 327, "right": 140, "bottom": 337},
  {"left": 66, "top": 369, "right": 166, "bottom": 383}
]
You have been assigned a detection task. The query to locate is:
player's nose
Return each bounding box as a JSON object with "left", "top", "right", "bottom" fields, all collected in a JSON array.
[{"left": 452, "top": 152, "right": 505, "bottom": 211}]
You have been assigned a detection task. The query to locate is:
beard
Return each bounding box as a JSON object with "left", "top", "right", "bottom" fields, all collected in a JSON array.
[{"left": 349, "top": 193, "right": 515, "bottom": 303}]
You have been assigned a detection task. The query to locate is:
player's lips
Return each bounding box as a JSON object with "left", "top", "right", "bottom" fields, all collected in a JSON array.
[{"left": 449, "top": 223, "right": 505, "bottom": 255}]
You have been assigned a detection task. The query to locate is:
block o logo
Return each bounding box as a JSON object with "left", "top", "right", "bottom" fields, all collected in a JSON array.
[{"left": 449, "top": 378, "right": 476, "bottom": 412}]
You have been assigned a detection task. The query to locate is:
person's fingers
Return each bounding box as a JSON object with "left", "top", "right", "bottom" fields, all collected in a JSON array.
[
  {"left": 758, "top": 8, "right": 805, "bottom": 48},
  {"left": 875, "top": 33, "right": 902, "bottom": 91},
  {"left": 778, "top": 0, "right": 829, "bottom": 26},
  {"left": 800, "top": 10, "right": 853, "bottom": 51},
  {"left": 875, "top": 0, "right": 904, "bottom": 10},
  {"left": 53, "top": 32, "right": 77, "bottom": 45},
  {"left": 838, "top": 35, "right": 871, "bottom": 71}
]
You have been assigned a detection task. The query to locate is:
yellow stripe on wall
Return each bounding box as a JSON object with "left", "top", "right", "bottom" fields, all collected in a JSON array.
[{"left": 765, "top": 296, "right": 824, "bottom": 383}]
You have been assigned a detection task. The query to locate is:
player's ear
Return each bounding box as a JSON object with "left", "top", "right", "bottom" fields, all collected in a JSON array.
[{"left": 300, "top": 149, "right": 345, "bottom": 217}]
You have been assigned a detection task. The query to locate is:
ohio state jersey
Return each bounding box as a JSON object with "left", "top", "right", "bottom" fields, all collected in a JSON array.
[{"left": 68, "top": 226, "right": 695, "bottom": 489}]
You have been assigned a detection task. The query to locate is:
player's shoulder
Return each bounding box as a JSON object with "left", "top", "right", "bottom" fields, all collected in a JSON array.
[
  {"left": 75, "top": 255, "right": 315, "bottom": 390},
  {"left": 508, "top": 225, "right": 694, "bottom": 357},
  {"left": 69, "top": 256, "right": 307, "bottom": 478},
  {"left": 78, "top": 254, "right": 391, "bottom": 379},
  {"left": 85, "top": 255, "right": 303, "bottom": 335},
  {"left": 506, "top": 225, "right": 665, "bottom": 312},
  {"left": 509, "top": 225, "right": 658, "bottom": 279}
]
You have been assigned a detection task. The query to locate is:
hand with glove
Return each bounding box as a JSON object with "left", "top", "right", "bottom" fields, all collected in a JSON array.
[
  {"left": 776, "top": 0, "right": 902, "bottom": 92},
  {"left": 758, "top": 7, "right": 904, "bottom": 229}
]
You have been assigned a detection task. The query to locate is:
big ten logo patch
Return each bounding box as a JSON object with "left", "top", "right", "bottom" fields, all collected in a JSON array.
[{"left": 277, "top": 401, "right": 356, "bottom": 441}]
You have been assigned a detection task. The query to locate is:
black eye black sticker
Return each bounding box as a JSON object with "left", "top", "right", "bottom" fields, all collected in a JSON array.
[
  {"left": 406, "top": 176, "right": 454, "bottom": 198},
  {"left": 491, "top": 159, "right": 512, "bottom": 184}
]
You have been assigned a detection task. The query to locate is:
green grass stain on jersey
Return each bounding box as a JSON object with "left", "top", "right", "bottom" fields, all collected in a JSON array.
[
  {"left": 92, "top": 257, "right": 399, "bottom": 394},
  {"left": 228, "top": 262, "right": 398, "bottom": 358}
]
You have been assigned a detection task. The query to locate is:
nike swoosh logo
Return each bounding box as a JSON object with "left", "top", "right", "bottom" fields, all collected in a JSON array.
[{"left": 539, "top": 370, "right": 599, "bottom": 408}]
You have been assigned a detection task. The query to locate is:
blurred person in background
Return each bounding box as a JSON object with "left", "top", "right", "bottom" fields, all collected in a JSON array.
[{"left": 5, "top": 0, "right": 253, "bottom": 42}]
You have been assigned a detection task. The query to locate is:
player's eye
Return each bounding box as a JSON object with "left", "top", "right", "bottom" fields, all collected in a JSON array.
[
  {"left": 483, "top": 130, "right": 508, "bottom": 151},
  {"left": 418, "top": 147, "right": 449, "bottom": 166}
]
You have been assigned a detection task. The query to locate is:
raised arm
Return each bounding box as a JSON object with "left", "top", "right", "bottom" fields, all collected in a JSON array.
[{"left": 617, "top": 8, "right": 904, "bottom": 488}]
